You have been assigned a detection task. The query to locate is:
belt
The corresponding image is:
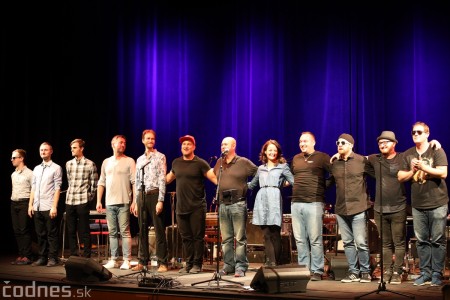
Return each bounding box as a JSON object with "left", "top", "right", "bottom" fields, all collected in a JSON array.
[
  {"left": 261, "top": 185, "right": 279, "bottom": 189},
  {"left": 12, "top": 198, "right": 29, "bottom": 202},
  {"left": 145, "top": 188, "right": 159, "bottom": 195},
  {"left": 221, "top": 197, "right": 246, "bottom": 205}
]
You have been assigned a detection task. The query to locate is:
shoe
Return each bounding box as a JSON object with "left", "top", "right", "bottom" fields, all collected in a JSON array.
[
  {"left": 360, "top": 272, "right": 372, "bottom": 283},
  {"left": 341, "top": 273, "right": 360, "bottom": 283},
  {"left": 431, "top": 273, "right": 443, "bottom": 287},
  {"left": 132, "top": 263, "right": 145, "bottom": 271},
  {"left": 17, "top": 257, "right": 32, "bottom": 265},
  {"left": 47, "top": 258, "right": 58, "bottom": 267},
  {"left": 103, "top": 259, "right": 118, "bottom": 269},
  {"left": 189, "top": 265, "right": 202, "bottom": 274},
  {"left": 11, "top": 257, "right": 23, "bottom": 265},
  {"left": 179, "top": 267, "right": 191, "bottom": 274},
  {"left": 157, "top": 264, "right": 168, "bottom": 273},
  {"left": 311, "top": 273, "right": 322, "bottom": 281},
  {"left": 378, "top": 270, "right": 392, "bottom": 283},
  {"left": 32, "top": 258, "right": 47, "bottom": 267},
  {"left": 413, "top": 274, "right": 431, "bottom": 286},
  {"left": 219, "top": 268, "right": 231, "bottom": 276},
  {"left": 120, "top": 260, "right": 131, "bottom": 270},
  {"left": 234, "top": 269, "right": 245, "bottom": 277},
  {"left": 389, "top": 272, "right": 401, "bottom": 285}
]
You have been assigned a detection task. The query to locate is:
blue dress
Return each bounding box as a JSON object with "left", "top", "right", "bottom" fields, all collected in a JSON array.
[{"left": 248, "top": 163, "right": 294, "bottom": 227}]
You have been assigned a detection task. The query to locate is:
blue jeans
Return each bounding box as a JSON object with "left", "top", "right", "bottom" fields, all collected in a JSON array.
[
  {"left": 336, "top": 212, "right": 371, "bottom": 274},
  {"left": 106, "top": 204, "right": 132, "bottom": 260},
  {"left": 413, "top": 205, "right": 448, "bottom": 278},
  {"left": 219, "top": 201, "right": 248, "bottom": 272},
  {"left": 291, "top": 202, "right": 324, "bottom": 274}
]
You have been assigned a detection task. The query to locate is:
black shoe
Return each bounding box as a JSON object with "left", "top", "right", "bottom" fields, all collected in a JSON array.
[
  {"left": 311, "top": 273, "right": 322, "bottom": 281},
  {"left": 47, "top": 258, "right": 59, "bottom": 267},
  {"left": 32, "top": 258, "right": 47, "bottom": 267}
]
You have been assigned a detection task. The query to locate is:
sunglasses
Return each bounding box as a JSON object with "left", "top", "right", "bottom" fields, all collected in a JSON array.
[
  {"left": 411, "top": 130, "right": 424, "bottom": 135},
  {"left": 11, "top": 157, "right": 21, "bottom": 160},
  {"left": 336, "top": 141, "right": 348, "bottom": 146},
  {"left": 378, "top": 141, "right": 391, "bottom": 146}
]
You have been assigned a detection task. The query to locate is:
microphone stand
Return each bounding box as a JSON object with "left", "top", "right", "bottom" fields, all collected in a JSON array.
[
  {"left": 356, "top": 154, "right": 413, "bottom": 299},
  {"left": 191, "top": 153, "right": 243, "bottom": 288}
]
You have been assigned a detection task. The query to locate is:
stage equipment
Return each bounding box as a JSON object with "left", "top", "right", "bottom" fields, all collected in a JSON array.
[
  {"left": 65, "top": 256, "right": 112, "bottom": 282},
  {"left": 329, "top": 256, "right": 349, "bottom": 281},
  {"left": 250, "top": 265, "right": 309, "bottom": 293}
]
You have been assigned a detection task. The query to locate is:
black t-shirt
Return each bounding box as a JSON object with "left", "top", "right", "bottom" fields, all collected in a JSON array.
[
  {"left": 171, "top": 155, "right": 211, "bottom": 214},
  {"left": 401, "top": 146, "right": 449, "bottom": 209},
  {"left": 367, "top": 153, "right": 406, "bottom": 213},
  {"left": 291, "top": 151, "right": 331, "bottom": 203}
]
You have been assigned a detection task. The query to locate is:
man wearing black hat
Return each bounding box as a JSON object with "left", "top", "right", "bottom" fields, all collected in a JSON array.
[
  {"left": 329, "top": 133, "right": 372, "bottom": 283},
  {"left": 166, "top": 135, "right": 217, "bottom": 274}
]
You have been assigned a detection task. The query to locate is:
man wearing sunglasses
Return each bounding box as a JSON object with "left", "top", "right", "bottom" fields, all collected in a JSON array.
[
  {"left": 329, "top": 133, "right": 372, "bottom": 283},
  {"left": 398, "top": 122, "right": 448, "bottom": 287}
]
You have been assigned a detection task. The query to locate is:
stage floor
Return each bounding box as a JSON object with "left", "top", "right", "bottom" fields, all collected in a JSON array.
[{"left": 0, "top": 253, "right": 446, "bottom": 300}]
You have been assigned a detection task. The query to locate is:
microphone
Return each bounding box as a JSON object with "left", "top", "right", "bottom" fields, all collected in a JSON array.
[
  {"left": 221, "top": 149, "right": 229, "bottom": 156},
  {"left": 140, "top": 160, "right": 151, "bottom": 170}
]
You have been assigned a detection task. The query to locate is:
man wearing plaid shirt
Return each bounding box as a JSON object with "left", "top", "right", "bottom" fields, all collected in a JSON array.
[{"left": 65, "top": 139, "right": 98, "bottom": 258}]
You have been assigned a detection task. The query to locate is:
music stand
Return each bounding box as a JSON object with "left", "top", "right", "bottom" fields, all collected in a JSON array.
[
  {"left": 191, "top": 153, "right": 243, "bottom": 288},
  {"left": 356, "top": 155, "right": 414, "bottom": 299}
]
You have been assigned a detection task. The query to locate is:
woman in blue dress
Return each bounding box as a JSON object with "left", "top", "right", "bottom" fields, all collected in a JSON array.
[{"left": 248, "top": 139, "right": 294, "bottom": 266}]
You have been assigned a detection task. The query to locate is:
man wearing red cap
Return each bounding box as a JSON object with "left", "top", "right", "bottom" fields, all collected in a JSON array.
[{"left": 166, "top": 135, "right": 217, "bottom": 274}]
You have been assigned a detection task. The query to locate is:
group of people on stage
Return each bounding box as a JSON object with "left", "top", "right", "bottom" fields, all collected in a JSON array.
[{"left": 9, "top": 121, "right": 448, "bottom": 286}]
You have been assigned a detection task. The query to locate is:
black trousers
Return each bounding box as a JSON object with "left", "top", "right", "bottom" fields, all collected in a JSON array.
[
  {"left": 11, "top": 200, "right": 33, "bottom": 258},
  {"left": 261, "top": 225, "right": 282, "bottom": 265},
  {"left": 34, "top": 210, "right": 59, "bottom": 260},
  {"left": 177, "top": 206, "right": 206, "bottom": 268},
  {"left": 66, "top": 203, "right": 91, "bottom": 257},
  {"left": 137, "top": 192, "right": 169, "bottom": 265}
]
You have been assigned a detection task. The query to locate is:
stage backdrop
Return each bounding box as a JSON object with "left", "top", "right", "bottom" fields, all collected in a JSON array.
[{"left": 1, "top": 1, "right": 450, "bottom": 254}]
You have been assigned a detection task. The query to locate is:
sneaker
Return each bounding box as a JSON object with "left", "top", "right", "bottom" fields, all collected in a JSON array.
[
  {"left": 17, "top": 257, "right": 33, "bottom": 265},
  {"left": 157, "top": 264, "right": 168, "bottom": 273},
  {"left": 189, "top": 265, "right": 202, "bottom": 274},
  {"left": 413, "top": 274, "right": 431, "bottom": 286},
  {"left": 120, "top": 260, "right": 131, "bottom": 270},
  {"left": 47, "top": 258, "right": 59, "bottom": 267},
  {"left": 431, "top": 273, "right": 443, "bottom": 287},
  {"left": 179, "top": 267, "right": 191, "bottom": 274},
  {"left": 341, "top": 273, "right": 360, "bottom": 283},
  {"left": 360, "top": 272, "right": 372, "bottom": 283},
  {"left": 234, "top": 269, "right": 245, "bottom": 277},
  {"left": 32, "top": 258, "right": 47, "bottom": 267},
  {"left": 311, "top": 273, "right": 322, "bottom": 281},
  {"left": 219, "top": 268, "right": 231, "bottom": 276},
  {"left": 378, "top": 270, "right": 392, "bottom": 283},
  {"left": 389, "top": 272, "right": 401, "bottom": 285},
  {"left": 11, "top": 257, "right": 23, "bottom": 265},
  {"left": 103, "top": 259, "right": 118, "bottom": 269}
]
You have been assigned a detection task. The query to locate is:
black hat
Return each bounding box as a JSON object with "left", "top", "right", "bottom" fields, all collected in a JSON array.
[{"left": 338, "top": 133, "right": 354, "bottom": 145}]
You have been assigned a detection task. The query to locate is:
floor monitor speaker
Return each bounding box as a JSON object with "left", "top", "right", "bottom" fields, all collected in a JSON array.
[
  {"left": 330, "top": 256, "right": 349, "bottom": 281},
  {"left": 250, "top": 265, "right": 309, "bottom": 293},
  {"left": 65, "top": 256, "right": 112, "bottom": 282}
]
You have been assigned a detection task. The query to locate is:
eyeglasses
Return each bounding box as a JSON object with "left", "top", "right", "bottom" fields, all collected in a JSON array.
[
  {"left": 336, "top": 141, "right": 348, "bottom": 146},
  {"left": 378, "top": 141, "right": 391, "bottom": 146},
  {"left": 11, "top": 157, "right": 21, "bottom": 160},
  {"left": 411, "top": 130, "right": 424, "bottom": 135}
]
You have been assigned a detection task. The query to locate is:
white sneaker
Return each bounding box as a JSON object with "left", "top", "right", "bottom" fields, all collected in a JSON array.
[
  {"left": 103, "top": 259, "right": 118, "bottom": 269},
  {"left": 120, "top": 260, "right": 131, "bottom": 270}
]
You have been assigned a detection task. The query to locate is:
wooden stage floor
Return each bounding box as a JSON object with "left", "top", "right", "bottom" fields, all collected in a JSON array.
[{"left": 0, "top": 252, "right": 447, "bottom": 300}]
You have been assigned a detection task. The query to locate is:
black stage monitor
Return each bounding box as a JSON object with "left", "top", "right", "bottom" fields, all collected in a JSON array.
[
  {"left": 250, "top": 265, "right": 309, "bottom": 293},
  {"left": 65, "top": 256, "right": 112, "bottom": 283}
]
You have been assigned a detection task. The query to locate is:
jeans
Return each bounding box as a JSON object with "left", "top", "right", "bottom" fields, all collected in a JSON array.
[
  {"left": 291, "top": 202, "right": 324, "bottom": 274},
  {"left": 219, "top": 201, "right": 248, "bottom": 272},
  {"left": 137, "top": 192, "right": 168, "bottom": 265},
  {"left": 336, "top": 212, "right": 371, "bottom": 274},
  {"left": 106, "top": 204, "right": 132, "bottom": 260},
  {"left": 374, "top": 210, "right": 406, "bottom": 273},
  {"left": 177, "top": 206, "right": 206, "bottom": 268},
  {"left": 11, "top": 200, "right": 32, "bottom": 258},
  {"left": 66, "top": 203, "right": 91, "bottom": 257},
  {"left": 413, "top": 205, "right": 448, "bottom": 278}
]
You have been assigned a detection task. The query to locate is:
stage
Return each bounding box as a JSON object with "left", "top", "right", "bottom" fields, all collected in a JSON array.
[{"left": 0, "top": 253, "right": 446, "bottom": 300}]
